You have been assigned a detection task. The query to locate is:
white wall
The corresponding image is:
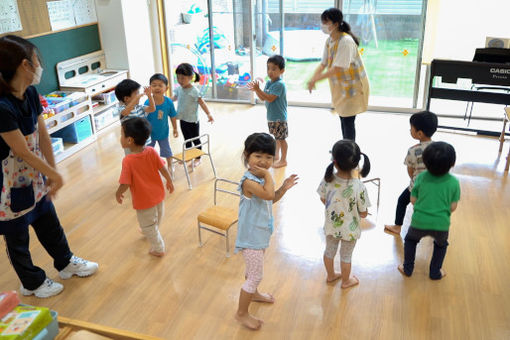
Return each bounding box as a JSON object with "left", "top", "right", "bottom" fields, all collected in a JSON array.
[
  {"left": 95, "top": 0, "right": 156, "bottom": 83},
  {"left": 424, "top": 0, "right": 510, "bottom": 62}
]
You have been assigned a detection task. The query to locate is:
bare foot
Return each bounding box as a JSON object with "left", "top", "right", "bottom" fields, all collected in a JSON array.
[
  {"left": 438, "top": 269, "right": 447, "bottom": 278},
  {"left": 272, "top": 160, "right": 287, "bottom": 168},
  {"left": 326, "top": 272, "right": 342, "bottom": 283},
  {"left": 384, "top": 225, "right": 401, "bottom": 235},
  {"left": 193, "top": 159, "right": 202, "bottom": 167},
  {"left": 235, "top": 313, "right": 263, "bottom": 330},
  {"left": 149, "top": 250, "right": 165, "bottom": 257},
  {"left": 252, "top": 291, "right": 275, "bottom": 303},
  {"left": 398, "top": 264, "right": 410, "bottom": 277},
  {"left": 341, "top": 275, "right": 359, "bottom": 289}
]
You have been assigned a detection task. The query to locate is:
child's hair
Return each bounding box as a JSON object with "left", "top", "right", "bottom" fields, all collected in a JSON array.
[
  {"left": 321, "top": 8, "right": 359, "bottom": 46},
  {"left": 121, "top": 117, "right": 151, "bottom": 146},
  {"left": 149, "top": 73, "right": 169, "bottom": 86},
  {"left": 422, "top": 141, "right": 456, "bottom": 176},
  {"left": 175, "top": 63, "right": 200, "bottom": 83},
  {"left": 324, "top": 140, "right": 370, "bottom": 182},
  {"left": 410, "top": 111, "right": 438, "bottom": 137},
  {"left": 242, "top": 133, "right": 276, "bottom": 166},
  {"left": 115, "top": 79, "right": 141, "bottom": 103},
  {"left": 267, "top": 55, "right": 285, "bottom": 70}
]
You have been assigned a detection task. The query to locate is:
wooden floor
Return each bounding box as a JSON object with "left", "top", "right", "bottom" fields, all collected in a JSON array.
[{"left": 1, "top": 103, "right": 509, "bottom": 339}]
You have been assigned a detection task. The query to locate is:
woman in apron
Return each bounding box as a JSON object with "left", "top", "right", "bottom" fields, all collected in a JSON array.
[
  {"left": 307, "top": 8, "right": 369, "bottom": 141},
  {"left": 0, "top": 35, "right": 98, "bottom": 298}
]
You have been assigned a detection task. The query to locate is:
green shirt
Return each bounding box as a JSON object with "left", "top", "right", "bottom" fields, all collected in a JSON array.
[{"left": 411, "top": 171, "right": 460, "bottom": 231}]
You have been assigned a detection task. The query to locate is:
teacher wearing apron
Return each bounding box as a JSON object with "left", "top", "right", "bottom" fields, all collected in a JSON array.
[
  {"left": 307, "top": 8, "right": 369, "bottom": 141},
  {"left": 0, "top": 35, "right": 98, "bottom": 298}
]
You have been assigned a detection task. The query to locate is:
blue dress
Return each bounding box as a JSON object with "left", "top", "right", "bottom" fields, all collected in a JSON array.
[{"left": 234, "top": 171, "right": 274, "bottom": 252}]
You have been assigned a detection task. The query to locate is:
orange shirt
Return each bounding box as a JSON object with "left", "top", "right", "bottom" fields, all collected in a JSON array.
[{"left": 119, "top": 147, "right": 165, "bottom": 210}]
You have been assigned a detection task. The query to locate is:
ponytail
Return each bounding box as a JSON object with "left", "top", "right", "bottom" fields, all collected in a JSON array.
[
  {"left": 193, "top": 70, "right": 201, "bottom": 83},
  {"left": 359, "top": 152, "right": 371, "bottom": 178},
  {"left": 0, "top": 72, "right": 12, "bottom": 96},
  {"left": 340, "top": 21, "right": 360, "bottom": 46},
  {"left": 324, "top": 162, "right": 335, "bottom": 183}
]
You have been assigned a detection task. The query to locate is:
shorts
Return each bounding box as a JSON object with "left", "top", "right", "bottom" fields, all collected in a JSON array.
[
  {"left": 267, "top": 121, "right": 288, "bottom": 140},
  {"left": 148, "top": 138, "right": 172, "bottom": 158}
]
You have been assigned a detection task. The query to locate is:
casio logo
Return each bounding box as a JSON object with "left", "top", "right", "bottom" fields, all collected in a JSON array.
[{"left": 490, "top": 68, "right": 510, "bottom": 74}]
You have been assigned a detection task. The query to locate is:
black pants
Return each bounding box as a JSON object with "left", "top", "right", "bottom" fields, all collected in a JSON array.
[
  {"left": 339, "top": 116, "right": 356, "bottom": 141},
  {"left": 394, "top": 187, "right": 411, "bottom": 226},
  {"left": 4, "top": 203, "right": 72, "bottom": 290},
  {"left": 403, "top": 227, "right": 449, "bottom": 280},
  {"left": 180, "top": 120, "right": 201, "bottom": 151}
]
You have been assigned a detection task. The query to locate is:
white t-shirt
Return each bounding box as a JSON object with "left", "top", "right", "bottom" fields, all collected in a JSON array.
[{"left": 321, "top": 35, "right": 357, "bottom": 69}]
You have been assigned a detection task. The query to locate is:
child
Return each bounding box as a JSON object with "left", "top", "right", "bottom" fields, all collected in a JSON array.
[
  {"left": 172, "top": 63, "right": 213, "bottom": 167},
  {"left": 114, "top": 79, "right": 155, "bottom": 121},
  {"left": 247, "top": 55, "right": 288, "bottom": 168},
  {"left": 115, "top": 117, "right": 174, "bottom": 257},
  {"left": 317, "top": 140, "right": 371, "bottom": 289},
  {"left": 235, "top": 133, "right": 298, "bottom": 330},
  {"left": 145, "top": 73, "right": 178, "bottom": 169},
  {"left": 385, "top": 111, "right": 438, "bottom": 235},
  {"left": 398, "top": 141, "right": 460, "bottom": 280}
]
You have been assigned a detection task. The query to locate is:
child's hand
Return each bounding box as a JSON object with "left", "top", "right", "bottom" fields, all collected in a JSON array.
[
  {"left": 249, "top": 165, "right": 271, "bottom": 179},
  {"left": 207, "top": 114, "right": 214, "bottom": 123},
  {"left": 282, "top": 174, "right": 299, "bottom": 191},
  {"left": 116, "top": 191, "right": 124, "bottom": 204},
  {"left": 143, "top": 86, "right": 152, "bottom": 96},
  {"left": 173, "top": 130, "right": 179, "bottom": 138},
  {"left": 307, "top": 79, "right": 316, "bottom": 93},
  {"left": 166, "top": 180, "right": 174, "bottom": 194},
  {"left": 246, "top": 80, "right": 260, "bottom": 92}
]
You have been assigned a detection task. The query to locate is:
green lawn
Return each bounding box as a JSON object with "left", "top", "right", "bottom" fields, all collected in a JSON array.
[{"left": 285, "top": 39, "right": 419, "bottom": 98}]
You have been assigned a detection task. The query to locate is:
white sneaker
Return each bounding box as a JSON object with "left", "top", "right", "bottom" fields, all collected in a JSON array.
[
  {"left": 20, "top": 278, "right": 63, "bottom": 298},
  {"left": 59, "top": 255, "right": 98, "bottom": 279}
]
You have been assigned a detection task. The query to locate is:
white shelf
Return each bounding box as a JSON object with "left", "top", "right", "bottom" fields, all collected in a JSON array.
[
  {"left": 54, "top": 135, "right": 97, "bottom": 163},
  {"left": 93, "top": 100, "right": 119, "bottom": 115}
]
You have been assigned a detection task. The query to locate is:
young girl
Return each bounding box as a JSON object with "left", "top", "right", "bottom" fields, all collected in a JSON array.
[
  {"left": 235, "top": 133, "right": 298, "bottom": 330},
  {"left": 172, "top": 63, "right": 214, "bottom": 167},
  {"left": 317, "top": 140, "right": 371, "bottom": 288}
]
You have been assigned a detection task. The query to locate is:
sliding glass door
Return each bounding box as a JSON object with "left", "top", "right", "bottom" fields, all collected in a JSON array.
[{"left": 166, "top": 0, "right": 428, "bottom": 109}]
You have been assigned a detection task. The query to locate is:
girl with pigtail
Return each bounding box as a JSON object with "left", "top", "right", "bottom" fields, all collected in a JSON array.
[
  {"left": 172, "top": 63, "right": 213, "bottom": 167},
  {"left": 317, "top": 139, "right": 371, "bottom": 288}
]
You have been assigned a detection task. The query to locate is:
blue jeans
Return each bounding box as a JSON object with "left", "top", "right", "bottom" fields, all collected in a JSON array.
[
  {"left": 148, "top": 138, "right": 173, "bottom": 158},
  {"left": 403, "top": 226, "right": 449, "bottom": 280}
]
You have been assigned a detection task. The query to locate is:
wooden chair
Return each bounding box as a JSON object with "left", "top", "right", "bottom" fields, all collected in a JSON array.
[
  {"left": 352, "top": 169, "right": 381, "bottom": 212},
  {"left": 503, "top": 107, "right": 510, "bottom": 172},
  {"left": 170, "top": 134, "right": 217, "bottom": 189},
  {"left": 197, "top": 178, "right": 239, "bottom": 257}
]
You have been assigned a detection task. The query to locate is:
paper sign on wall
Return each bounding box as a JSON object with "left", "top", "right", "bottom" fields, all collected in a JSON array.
[
  {"left": 0, "top": 0, "right": 23, "bottom": 34},
  {"left": 47, "top": 0, "right": 98, "bottom": 31}
]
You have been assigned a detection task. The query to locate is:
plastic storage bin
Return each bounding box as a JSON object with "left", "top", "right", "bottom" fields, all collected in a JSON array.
[
  {"left": 45, "top": 97, "right": 71, "bottom": 114},
  {"left": 32, "top": 310, "right": 58, "bottom": 340},
  {"left": 92, "top": 90, "right": 117, "bottom": 104},
  {"left": 51, "top": 137, "right": 64, "bottom": 155},
  {"left": 52, "top": 116, "right": 93, "bottom": 144}
]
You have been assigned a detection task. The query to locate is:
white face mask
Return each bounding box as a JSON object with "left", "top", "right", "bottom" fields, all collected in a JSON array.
[
  {"left": 31, "top": 65, "right": 43, "bottom": 85},
  {"left": 321, "top": 24, "right": 332, "bottom": 35}
]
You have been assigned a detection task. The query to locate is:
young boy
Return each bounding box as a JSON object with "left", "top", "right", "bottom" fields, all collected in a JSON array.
[
  {"left": 115, "top": 118, "right": 174, "bottom": 257},
  {"left": 114, "top": 79, "right": 155, "bottom": 121},
  {"left": 398, "top": 141, "right": 460, "bottom": 280},
  {"left": 144, "top": 73, "right": 178, "bottom": 170},
  {"left": 385, "top": 111, "right": 438, "bottom": 235},
  {"left": 247, "top": 55, "right": 288, "bottom": 168}
]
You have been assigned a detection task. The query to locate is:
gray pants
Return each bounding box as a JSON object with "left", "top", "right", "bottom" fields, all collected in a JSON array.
[
  {"left": 136, "top": 202, "right": 165, "bottom": 253},
  {"left": 324, "top": 235, "right": 357, "bottom": 263}
]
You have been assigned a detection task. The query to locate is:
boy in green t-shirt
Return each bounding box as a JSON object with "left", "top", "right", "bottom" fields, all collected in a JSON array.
[{"left": 398, "top": 142, "right": 460, "bottom": 280}]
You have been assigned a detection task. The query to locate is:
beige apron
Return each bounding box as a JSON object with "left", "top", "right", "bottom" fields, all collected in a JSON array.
[{"left": 327, "top": 33, "right": 370, "bottom": 117}]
